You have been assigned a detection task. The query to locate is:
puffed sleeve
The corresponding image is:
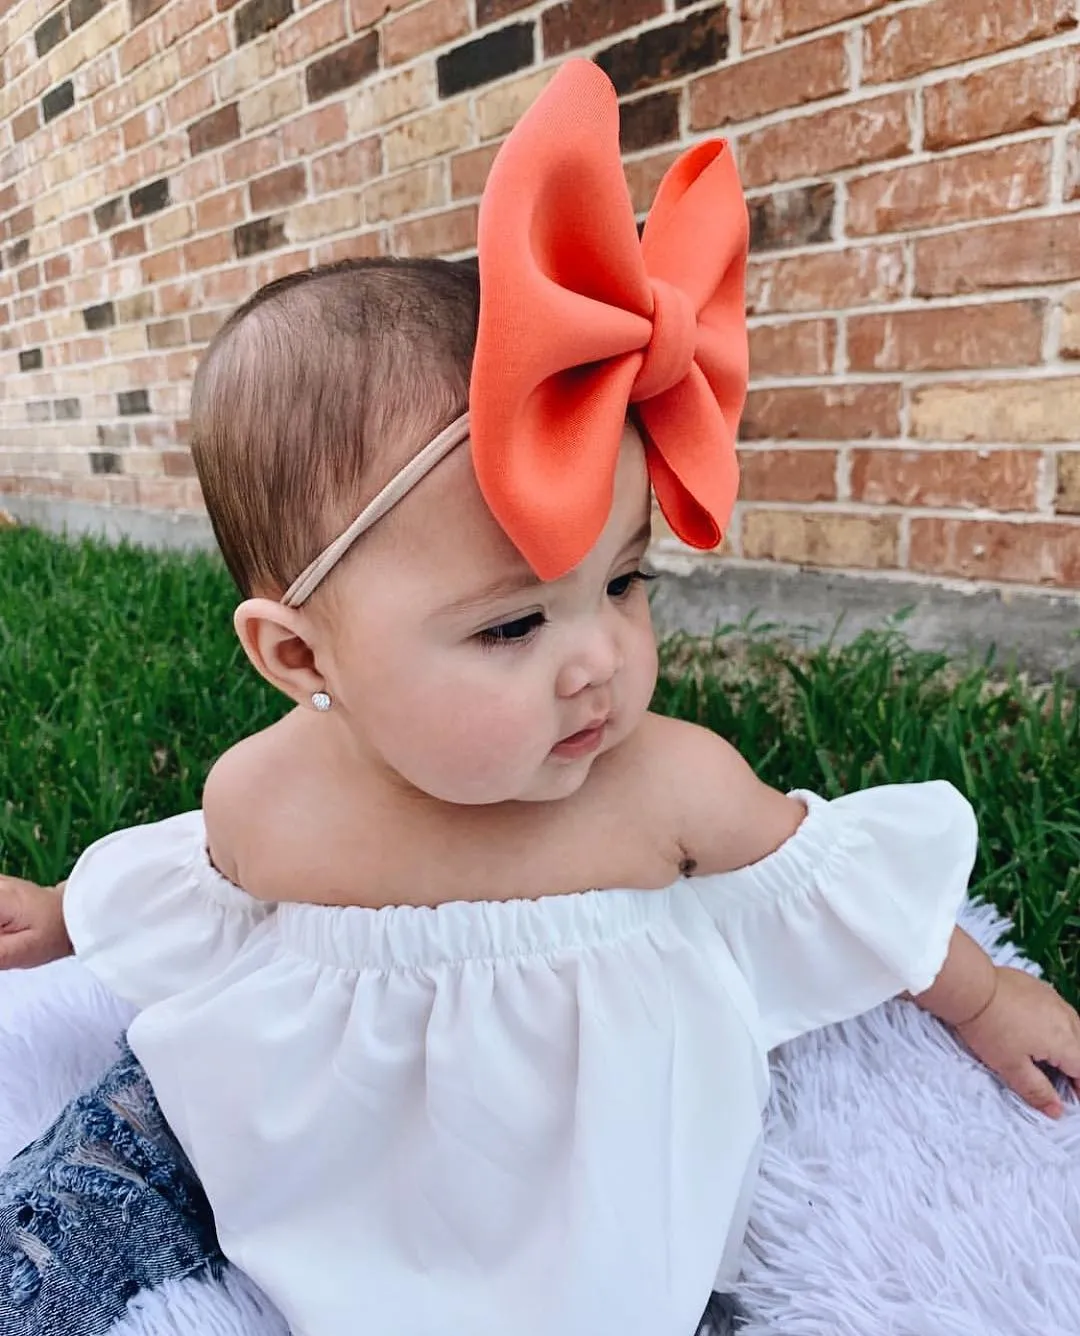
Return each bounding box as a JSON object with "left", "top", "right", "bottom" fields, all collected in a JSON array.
[
  {"left": 692, "top": 781, "right": 978, "bottom": 1052},
  {"left": 63, "top": 811, "right": 273, "bottom": 1012}
]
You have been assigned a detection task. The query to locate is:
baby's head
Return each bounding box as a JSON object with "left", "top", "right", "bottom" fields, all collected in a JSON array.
[
  {"left": 191, "top": 258, "right": 481, "bottom": 600},
  {"left": 191, "top": 259, "right": 659, "bottom": 807}
]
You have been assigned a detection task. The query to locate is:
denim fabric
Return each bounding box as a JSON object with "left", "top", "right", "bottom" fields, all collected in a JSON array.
[{"left": 0, "top": 1042, "right": 223, "bottom": 1336}]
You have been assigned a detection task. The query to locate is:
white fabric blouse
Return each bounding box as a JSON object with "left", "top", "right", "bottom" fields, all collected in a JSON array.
[{"left": 64, "top": 781, "right": 977, "bottom": 1336}]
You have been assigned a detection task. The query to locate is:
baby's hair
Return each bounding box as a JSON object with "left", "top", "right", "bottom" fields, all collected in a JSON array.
[{"left": 190, "top": 257, "right": 481, "bottom": 599}]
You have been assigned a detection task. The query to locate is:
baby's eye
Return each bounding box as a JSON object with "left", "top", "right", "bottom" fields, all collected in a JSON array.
[
  {"left": 607, "top": 569, "right": 657, "bottom": 599},
  {"left": 477, "top": 611, "right": 546, "bottom": 647}
]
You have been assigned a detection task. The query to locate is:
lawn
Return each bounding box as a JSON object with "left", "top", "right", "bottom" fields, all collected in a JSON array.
[{"left": 2, "top": 524, "right": 1078, "bottom": 1005}]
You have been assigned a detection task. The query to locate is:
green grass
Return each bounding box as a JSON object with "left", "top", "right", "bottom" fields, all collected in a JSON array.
[{"left": 2, "top": 524, "right": 1078, "bottom": 1004}]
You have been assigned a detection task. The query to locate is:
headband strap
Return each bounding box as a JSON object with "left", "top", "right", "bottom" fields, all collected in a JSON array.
[{"left": 280, "top": 411, "right": 471, "bottom": 607}]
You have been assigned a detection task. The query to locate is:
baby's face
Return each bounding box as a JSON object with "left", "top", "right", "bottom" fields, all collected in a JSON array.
[{"left": 320, "top": 423, "right": 658, "bottom": 805}]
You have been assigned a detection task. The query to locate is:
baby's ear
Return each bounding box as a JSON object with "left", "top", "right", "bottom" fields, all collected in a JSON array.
[{"left": 233, "top": 599, "right": 327, "bottom": 707}]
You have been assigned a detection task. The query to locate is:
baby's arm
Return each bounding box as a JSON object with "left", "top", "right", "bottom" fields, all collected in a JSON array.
[
  {"left": 669, "top": 720, "right": 1080, "bottom": 1118},
  {"left": 0, "top": 874, "right": 72, "bottom": 968}
]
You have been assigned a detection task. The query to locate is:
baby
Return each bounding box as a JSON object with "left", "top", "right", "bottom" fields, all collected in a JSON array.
[{"left": 3, "top": 60, "right": 1080, "bottom": 1336}]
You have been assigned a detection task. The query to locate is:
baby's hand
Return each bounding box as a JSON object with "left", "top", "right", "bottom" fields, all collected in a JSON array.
[
  {"left": 0, "top": 875, "right": 72, "bottom": 969},
  {"left": 957, "top": 967, "right": 1080, "bottom": 1120}
]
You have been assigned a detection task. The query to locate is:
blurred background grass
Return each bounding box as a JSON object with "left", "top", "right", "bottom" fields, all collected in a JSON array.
[{"left": 3, "top": 524, "right": 1077, "bottom": 1004}]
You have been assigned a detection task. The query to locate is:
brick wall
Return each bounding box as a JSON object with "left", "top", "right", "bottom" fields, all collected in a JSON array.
[{"left": 1, "top": 0, "right": 1079, "bottom": 592}]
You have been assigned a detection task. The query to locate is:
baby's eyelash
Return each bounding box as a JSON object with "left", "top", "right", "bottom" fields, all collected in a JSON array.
[
  {"left": 607, "top": 569, "right": 658, "bottom": 598},
  {"left": 477, "top": 611, "right": 547, "bottom": 648}
]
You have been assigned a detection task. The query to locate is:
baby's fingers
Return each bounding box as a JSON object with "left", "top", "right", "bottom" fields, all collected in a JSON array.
[{"left": 1006, "top": 1059, "right": 1064, "bottom": 1119}]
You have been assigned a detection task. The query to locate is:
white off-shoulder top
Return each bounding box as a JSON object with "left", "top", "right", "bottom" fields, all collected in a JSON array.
[{"left": 64, "top": 782, "right": 977, "bottom": 1336}]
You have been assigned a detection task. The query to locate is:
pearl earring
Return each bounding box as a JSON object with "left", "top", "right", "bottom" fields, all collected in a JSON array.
[{"left": 311, "top": 691, "right": 332, "bottom": 712}]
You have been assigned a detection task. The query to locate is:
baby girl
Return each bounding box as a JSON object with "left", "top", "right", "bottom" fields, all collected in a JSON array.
[{"left": 2, "top": 60, "right": 1079, "bottom": 1336}]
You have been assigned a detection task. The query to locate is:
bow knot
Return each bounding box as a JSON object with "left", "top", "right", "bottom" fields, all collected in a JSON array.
[{"left": 632, "top": 278, "right": 697, "bottom": 404}]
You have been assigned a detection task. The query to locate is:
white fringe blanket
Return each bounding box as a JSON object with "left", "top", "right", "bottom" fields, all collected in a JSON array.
[{"left": 3, "top": 901, "right": 1079, "bottom": 1336}]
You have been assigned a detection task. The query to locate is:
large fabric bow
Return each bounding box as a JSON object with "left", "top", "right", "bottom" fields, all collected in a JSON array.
[{"left": 469, "top": 59, "right": 749, "bottom": 581}]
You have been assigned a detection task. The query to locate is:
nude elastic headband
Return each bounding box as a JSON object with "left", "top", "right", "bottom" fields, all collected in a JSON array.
[{"left": 281, "top": 59, "right": 749, "bottom": 606}]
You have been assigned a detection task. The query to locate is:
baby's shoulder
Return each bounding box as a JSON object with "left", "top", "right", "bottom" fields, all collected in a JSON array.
[{"left": 628, "top": 714, "right": 805, "bottom": 877}]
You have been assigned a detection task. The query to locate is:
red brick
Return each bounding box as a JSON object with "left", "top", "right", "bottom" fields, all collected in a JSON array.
[
  {"left": 863, "top": 0, "right": 1077, "bottom": 84},
  {"left": 450, "top": 143, "right": 500, "bottom": 199},
  {"left": 282, "top": 105, "right": 347, "bottom": 159},
  {"left": 751, "top": 244, "right": 905, "bottom": 315},
  {"left": 222, "top": 131, "right": 283, "bottom": 182},
  {"left": 780, "top": 0, "right": 889, "bottom": 39},
  {"left": 159, "top": 278, "right": 202, "bottom": 313},
  {"left": 742, "top": 509, "right": 900, "bottom": 569},
  {"left": 350, "top": 0, "right": 409, "bottom": 26},
  {"left": 390, "top": 205, "right": 478, "bottom": 257},
  {"left": 121, "top": 108, "right": 163, "bottom": 151},
  {"left": 741, "top": 384, "right": 901, "bottom": 440},
  {"left": 848, "top": 302, "right": 1045, "bottom": 373},
  {"left": 851, "top": 448, "right": 1041, "bottom": 510},
  {"left": 202, "top": 266, "right": 252, "bottom": 303},
  {"left": 183, "top": 232, "right": 233, "bottom": 270},
  {"left": 178, "top": 18, "right": 231, "bottom": 78},
  {"left": 915, "top": 217, "right": 1080, "bottom": 297},
  {"left": 748, "top": 318, "right": 836, "bottom": 377},
  {"left": 739, "top": 93, "right": 912, "bottom": 189},
  {"left": 847, "top": 140, "right": 1051, "bottom": 236},
  {"left": 314, "top": 231, "right": 386, "bottom": 263},
  {"left": 44, "top": 255, "right": 71, "bottom": 281},
  {"left": 196, "top": 186, "right": 247, "bottom": 231},
  {"left": 250, "top": 164, "right": 308, "bottom": 212},
  {"left": 276, "top": 0, "right": 347, "bottom": 64},
  {"left": 188, "top": 103, "right": 240, "bottom": 155},
  {"left": 909, "top": 518, "right": 1080, "bottom": 586},
  {"left": 166, "top": 70, "right": 216, "bottom": 127},
  {"left": 111, "top": 225, "right": 147, "bottom": 259},
  {"left": 690, "top": 32, "right": 847, "bottom": 129},
  {"left": 384, "top": 0, "right": 468, "bottom": 65},
  {"left": 13, "top": 106, "right": 40, "bottom": 141},
  {"left": 542, "top": 0, "right": 661, "bottom": 57},
  {"left": 142, "top": 248, "right": 184, "bottom": 283},
  {"left": 737, "top": 448, "right": 837, "bottom": 502},
  {"left": 310, "top": 136, "right": 381, "bottom": 192},
  {"left": 924, "top": 48, "right": 1080, "bottom": 150}
]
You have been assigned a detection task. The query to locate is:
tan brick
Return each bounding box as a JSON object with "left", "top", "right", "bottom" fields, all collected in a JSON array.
[
  {"left": 391, "top": 205, "right": 478, "bottom": 256},
  {"left": 165, "top": 70, "right": 216, "bottom": 128},
  {"left": 286, "top": 194, "right": 364, "bottom": 242},
  {"left": 924, "top": 48, "right": 1080, "bottom": 150},
  {"left": 740, "top": 93, "right": 912, "bottom": 189},
  {"left": 313, "top": 231, "right": 387, "bottom": 264},
  {"left": 847, "top": 140, "right": 1051, "bottom": 236},
  {"left": 222, "top": 132, "right": 282, "bottom": 183},
  {"left": 202, "top": 267, "right": 252, "bottom": 305},
  {"left": 848, "top": 302, "right": 1045, "bottom": 373},
  {"left": 148, "top": 206, "right": 196, "bottom": 247},
  {"left": 915, "top": 217, "right": 1080, "bottom": 296},
  {"left": 690, "top": 32, "right": 848, "bottom": 129},
  {"left": 1056, "top": 453, "right": 1080, "bottom": 514},
  {"left": 737, "top": 448, "right": 837, "bottom": 502},
  {"left": 385, "top": 101, "right": 472, "bottom": 171},
  {"left": 911, "top": 377, "right": 1080, "bottom": 443},
  {"left": 250, "top": 165, "right": 308, "bottom": 214},
  {"left": 177, "top": 18, "right": 231, "bottom": 80},
  {"left": 276, "top": 0, "right": 347, "bottom": 66},
  {"left": 122, "top": 103, "right": 164, "bottom": 150},
  {"left": 743, "top": 510, "right": 900, "bottom": 570},
  {"left": 217, "top": 41, "right": 276, "bottom": 100},
  {"left": 450, "top": 143, "right": 500, "bottom": 199},
  {"left": 50, "top": 1, "right": 126, "bottom": 81},
  {"left": 749, "top": 318, "right": 837, "bottom": 378},
  {"left": 348, "top": 64, "right": 436, "bottom": 136},
  {"left": 851, "top": 447, "right": 1041, "bottom": 510},
  {"left": 363, "top": 162, "right": 446, "bottom": 223},
  {"left": 310, "top": 137, "right": 382, "bottom": 193},
  {"left": 909, "top": 517, "right": 1080, "bottom": 586},
  {"left": 1061, "top": 290, "right": 1080, "bottom": 358},
  {"left": 130, "top": 53, "right": 181, "bottom": 108},
  {"left": 474, "top": 67, "right": 556, "bottom": 140},
  {"left": 1067, "top": 129, "right": 1080, "bottom": 202},
  {"left": 240, "top": 73, "right": 304, "bottom": 133},
  {"left": 752, "top": 244, "right": 905, "bottom": 315},
  {"left": 864, "top": 0, "right": 1077, "bottom": 84},
  {"left": 742, "top": 384, "right": 901, "bottom": 440},
  {"left": 384, "top": 0, "right": 468, "bottom": 66}
]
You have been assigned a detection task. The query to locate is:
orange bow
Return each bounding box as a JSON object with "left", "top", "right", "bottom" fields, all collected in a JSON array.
[{"left": 469, "top": 59, "right": 749, "bottom": 582}]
